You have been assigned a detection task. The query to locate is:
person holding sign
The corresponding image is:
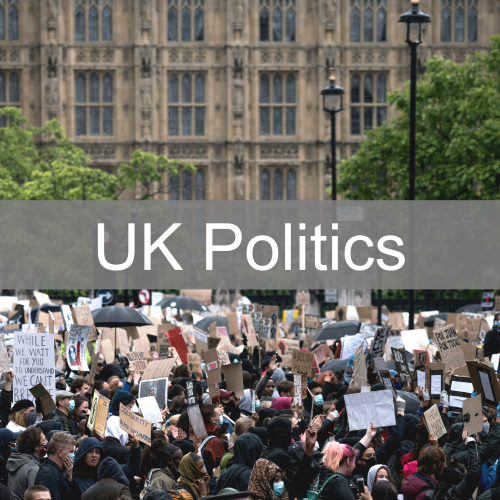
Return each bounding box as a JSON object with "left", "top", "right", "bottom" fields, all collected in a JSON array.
[{"left": 7, "top": 400, "right": 37, "bottom": 433}]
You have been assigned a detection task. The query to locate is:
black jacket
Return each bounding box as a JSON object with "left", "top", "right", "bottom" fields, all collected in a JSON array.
[
  {"left": 101, "top": 437, "right": 130, "bottom": 465},
  {"left": 53, "top": 409, "right": 79, "bottom": 436},
  {"left": 0, "top": 389, "right": 13, "bottom": 430},
  {"left": 319, "top": 472, "right": 356, "bottom": 500},
  {"left": 81, "top": 457, "right": 131, "bottom": 500},
  {"left": 35, "top": 458, "right": 82, "bottom": 500},
  {"left": 484, "top": 325, "right": 500, "bottom": 359}
]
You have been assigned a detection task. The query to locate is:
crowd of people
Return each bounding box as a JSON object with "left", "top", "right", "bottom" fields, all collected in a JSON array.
[{"left": 0, "top": 314, "right": 500, "bottom": 500}]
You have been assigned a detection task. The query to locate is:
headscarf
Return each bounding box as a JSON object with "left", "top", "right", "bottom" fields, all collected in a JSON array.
[
  {"left": 271, "top": 397, "right": 292, "bottom": 411},
  {"left": 263, "top": 449, "right": 296, "bottom": 471},
  {"left": 178, "top": 453, "right": 206, "bottom": 500},
  {"left": 105, "top": 416, "right": 128, "bottom": 446},
  {"left": 266, "top": 417, "right": 291, "bottom": 451},
  {"left": 248, "top": 458, "right": 289, "bottom": 500},
  {"left": 220, "top": 452, "right": 234, "bottom": 474},
  {"left": 367, "top": 464, "right": 384, "bottom": 491}
]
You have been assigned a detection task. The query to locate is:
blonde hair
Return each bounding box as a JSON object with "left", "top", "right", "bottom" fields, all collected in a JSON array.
[
  {"left": 231, "top": 418, "right": 255, "bottom": 443},
  {"left": 322, "top": 440, "right": 358, "bottom": 472},
  {"left": 9, "top": 411, "right": 27, "bottom": 428}
]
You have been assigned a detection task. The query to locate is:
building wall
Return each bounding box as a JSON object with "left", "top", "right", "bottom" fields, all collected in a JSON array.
[{"left": 1, "top": 0, "right": 498, "bottom": 200}]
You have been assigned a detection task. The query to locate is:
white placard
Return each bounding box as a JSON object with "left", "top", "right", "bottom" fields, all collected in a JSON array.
[
  {"left": 431, "top": 375, "right": 442, "bottom": 396},
  {"left": 90, "top": 296, "right": 103, "bottom": 311},
  {"left": 341, "top": 333, "right": 365, "bottom": 360},
  {"left": 150, "top": 306, "right": 162, "bottom": 319},
  {"left": 152, "top": 292, "right": 164, "bottom": 307},
  {"left": 14, "top": 332, "right": 55, "bottom": 404},
  {"left": 451, "top": 380, "right": 474, "bottom": 395},
  {"left": 449, "top": 395, "right": 467, "bottom": 409},
  {"left": 401, "top": 329, "right": 429, "bottom": 353},
  {"left": 67, "top": 324, "right": 91, "bottom": 371},
  {"left": 344, "top": 390, "right": 396, "bottom": 430},
  {"left": 137, "top": 396, "right": 163, "bottom": 423},
  {"left": 194, "top": 328, "right": 208, "bottom": 343},
  {"left": 492, "top": 354, "right": 500, "bottom": 371},
  {"left": 60, "top": 304, "right": 74, "bottom": 332},
  {"left": 417, "top": 370, "right": 425, "bottom": 389}
]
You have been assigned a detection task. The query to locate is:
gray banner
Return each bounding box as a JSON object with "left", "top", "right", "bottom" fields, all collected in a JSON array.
[{"left": 0, "top": 201, "right": 498, "bottom": 290}]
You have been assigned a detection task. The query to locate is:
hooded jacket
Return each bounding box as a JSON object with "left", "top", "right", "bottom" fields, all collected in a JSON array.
[
  {"left": 73, "top": 437, "right": 104, "bottom": 493},
  {"left": 215, "top": 433, "right": 264, "bottom": 493},
  {"left": 7, "top": 452, "right": 41, "bottom": 500},
  {"left": 199, "top": 423, "right": 225, "bottom": 477},
  {"left": 401, "top": 473, "right": 439, "bottom": 500},
  {"left": 149, "top": 466, "right": 178, "bottom": 492},
  {"left": 255, "top": 368, "right": 286, "bottom": 399},
  {"left": 81, "top": 457, "right": 131, "bottom": 500},
  {"left": 102, "top": 416, "right": 130, "bottom": 465},
  {"left": 263, "top": 417, "right": 291, "bottom": 452},
  {"left": 35, "top": 457, "right": 82, "bottom": 500}
]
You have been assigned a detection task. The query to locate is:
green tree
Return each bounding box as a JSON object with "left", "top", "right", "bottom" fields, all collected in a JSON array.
[
  {"left": 337, "top": 36, "right": 500, "bottom": 200},
  {"left": 0, "top": 107, "right": 194, "bottom": 200}
]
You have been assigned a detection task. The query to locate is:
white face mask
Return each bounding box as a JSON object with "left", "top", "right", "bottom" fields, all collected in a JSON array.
[{"left": 130, "top": 404, "right": 139, "bottom": 413}]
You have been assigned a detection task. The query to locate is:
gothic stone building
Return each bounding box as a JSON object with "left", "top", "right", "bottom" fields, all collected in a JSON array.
[{"left": 0, "top": 0, "right": 497, "bottom": 200}]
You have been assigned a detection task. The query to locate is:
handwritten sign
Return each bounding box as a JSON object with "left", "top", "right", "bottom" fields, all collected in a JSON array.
[
  {"left": 391, "top": 347, "right": 412, "bottom": 388},
  {"left": 187, "top": 404, "right": 207, "bottom": 439},
  {"left": 366, "top": 325, "right": 391, "bottom": 366},
  {"left": 67, "top": 324, "right": 91, "bottom": 371},
  {"left": 423, "top": 404, "right": 447, "bottom": 439},
  {"left": 119, "top": 403, "right": 152, "bottom": 445},
  {"left": 187, "top": 353, "right": 201, "bottom": 374},
  {"left": 94, "top": 392, "right": 110, "bottom": 438},
  {"left": 352, "top": 343, "right": 368, "bottom": 387},
  {"left": 462, "top": 395, "right": 483, "bottom": 435},
  {"left": 72, "top": 304, "right": 98, "bottom": 342},
  {"left": 433, "top": 324, "right": 466, "bottom": 372},
  {"left": 292, "top": 349, "right": 314, "bottom": 375},
  {"left": 242, "top": 314, "right": 259, "bottom": 347},
  {"left": 0, "top": 334, "right": 10, "bottom": 372},
  {"left": 125, "top": 351, "right": 148, "bottom": 373}
]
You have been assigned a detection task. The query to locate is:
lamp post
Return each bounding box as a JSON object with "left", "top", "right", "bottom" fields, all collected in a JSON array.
[
  {"left": 399, "top": 0, "right": 430, "bottom": 329},
  {"left": 321, "top": 68, "right": 344, "bottom": 201}
]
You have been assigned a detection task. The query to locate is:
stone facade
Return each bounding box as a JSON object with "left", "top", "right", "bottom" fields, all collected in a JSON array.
[{"left": 1, "top": 0, "right": 498, "bottom": 199}]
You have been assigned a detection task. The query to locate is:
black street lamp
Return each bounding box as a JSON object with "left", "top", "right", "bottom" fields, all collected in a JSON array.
[
  {"left": 321, "top": 68, "right": 344, "bottom": 201},
  {"left": 399, "top": 0, "right": 430, "bottom": 329}
]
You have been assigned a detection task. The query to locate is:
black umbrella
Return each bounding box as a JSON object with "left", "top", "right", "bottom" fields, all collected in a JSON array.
[
  {"left": 422, "top": 313, "right": 449, "bottom": 327},
  {"left": 457, "top": 304, "right": 482, "bottom": 313},
  {"left": 156, "top": 295, "right": 209, "bottom": 312},
  {"left": 321, "top": 358, "right": 348, "bottom": 373},
  {"left": 92, "top": 306, "right": 153, "bottom": 355},
  {"left": 195, "top": 315, "right": 229, "bottom": 333},
  {"left": 312, "top": 321, "right": 361, "bottom": 342}
]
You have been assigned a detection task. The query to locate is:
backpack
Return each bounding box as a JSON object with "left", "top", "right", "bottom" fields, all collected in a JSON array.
[{"left": 304, "top": 473, "right": 343, "bottom": 500}]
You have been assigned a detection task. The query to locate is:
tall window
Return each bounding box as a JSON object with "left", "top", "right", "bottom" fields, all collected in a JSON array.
[
  {"left": 350, "top": 73, "right": 387, "bottom": 135},
  {"left": 168, "top": 0, "right": 203, "bottom": 42},
  {"left": 260, "top": 168, "right": 296, "bottom": 200},
  {"left": 75, "top": 73, "right": 113, "bottom": 136},
  {"left": 260, "top": 0, "right": 295, "bottom": 42},
  {"left": 169, "top": 168, "right": 206, "bottom": 199},
  {"left": 0, "top": 0, "right": 18, "bottom": 40},
  {"left": 441, "top": 0, "right": 477, "bottom": 42},
  {"left": 260, "top": 73, "right": 296, "bottom": 136},
  {"left": 168, "top": 73, "right": 205, "bottom": 136},
  {"left": 0, "top": 71, "right": 20, "bottom": 127},
  {"left": 350, "top": 0, "right": 386, "bottom": 42},
  {"left": 75, "top": 0, "right": 113, "bottom": 42}
]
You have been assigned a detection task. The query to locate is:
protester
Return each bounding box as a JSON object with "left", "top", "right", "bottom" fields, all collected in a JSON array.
[
  {"left": 69, "top": 379, "right": 90, "bottom": 398},
  {"left": 7, "top": 401, "right": 37, "bottom": 433},
  {"left": 174, "top": 453, "right": 211, "bottom": 500},
  {"left": 52, "top": 392, "right": 76, "bottom": 435},
  {"left": 80, "top": 457, "right": 131, "bottom": 500},
  {"left": 23, "top": 485, "right": 52, "bottom": 500},
  {"left": 142, "top": 443, "right": 182, "bottom": 494}
]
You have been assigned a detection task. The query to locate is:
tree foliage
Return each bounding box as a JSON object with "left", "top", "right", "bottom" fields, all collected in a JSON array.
[
  {"left": 0, "top": 108, "right": 195, "bottom": 200},
  {"left": 338, "top": 36, "right": 500, "bottom": 200}
]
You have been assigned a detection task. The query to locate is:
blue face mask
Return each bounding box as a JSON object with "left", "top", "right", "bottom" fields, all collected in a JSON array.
[
  {"left": 273, "top": 481, "right": 285, "bottom": 496},
  {"left": 10, "top": 445, "right": 16, "bottom": 451},
  {"left": 68, "top": 452, "right": 75, "bottom": 461},
  {"left": 68, "top": 401, "right": 75, "bottom": 411},
  {"left": 24, "top": 411, "right": 37, "bottom": 427},
  {"left": 219, "top": 414, "right": 224, "bottom": 425},
  {"left": 255, "top": 400, "right": 261, "bottom": 408},
  {"left": 80, "top": 412, "right": 87, "bottom": 419},
  {"left": 332, "top": 410, "right": 339, "bottom": 419},
  {"left": 314, "top": 394, "right": 324, "bottom": 406},
  {"left": 394, "top": 382, "right": 402, "bottom": 390}
]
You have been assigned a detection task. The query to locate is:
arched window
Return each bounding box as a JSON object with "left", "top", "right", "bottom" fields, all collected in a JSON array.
[
  {"left": 89, "top": 74, "right": 99, "bottom": 103},
  {"left": 260, "top": 75, "right": 270, "bottom": 135},
  {"left": 352, "top": 0, "right": 385, "bottom": 43},
  {"left": 0, "top": 4, "right": 4, "bottom": 41},
  {"left": 8, "top": 0, "right": 18, "bottom": 40},
  {"left": 260, "top": 73, "right": 295, "bottom": 136},
  {"left": 286, "top": 170, "right": 296, "bottom": 200},
  {"left": 102, "top": 3, "right": 112, "bottom": 41},
  {"left": 273, "top": 75, "right": 283, "bottom": 134},
  {"left": 376, "top": 1, "right": 386, "bottom": 42},
  {"left": 455, "top": 7, "right": 464, "bottom": 41},
  {"left": 363, "top": 7, "right": 373, "bottom": 42},
  {"left": 169, "top": 174, "right": 179, "bottom": 200},
  {"left": 168, "top": 74, "right": 179, "bottom": 103},
  {"left": 181, "top": 6, "right": 190, "bottom": 41},
  {"left": 182, "top": 74, "right": 191, "bottom": 103},
  {"left": 194, "top": 74, "right": 204, "bottom": 135},
  {"left": 75, "top": 5, "right": 85, "bottom": 41},
  {"left": 260, "top": 169, "right": 270, "bottom": 200},
  {"left": 8, "top": 72, "right": 19, "bottom": 103},
  {"left": 376, "top": 74, "right": 386, "bottom": 103},
  {"left": 76, "top": 74, "right": 86, "bottom": 103},
  {"left": 364, "top": 75, "right": 373, "bottom": 103},
  {"left": 286, "top": 74, "right": 295, "bottom": 135},
  {"left": 195, "top": 74, "right": 204, "bottom": 103},
  {"left": 351, "top": 74, "right": 360, "bottom": 103},
  {"left": 274, "top": 169, "right": 283, "bottom": 200},
  {"left": 194, "top": 5, "right": 204, "bottom": 41},
  {"left": 168, "top": 0, "right": 178, "bottom": 41},
  {"left": 286, "top": 3, "right": 295, "bottom": 42},
  {"left": 441, "top": 2, "right": 451, "bottom": 42},
  {"left": 89, "top": 1, "right": 99, "bottom": 41},
  {"left": 103, "top": 74, "right": 113, "bottom": 103},
  {"left": 350, "top": 6, "right": 360, "bottom": 42},
  {"left": 273, "top": 2, "right": 282, "bottom": 42},
  {"left": 195, "top": 170, "right": 205, "bottom": 200},
  {"left": 441, "top": 0, "right": 477, "bottom": 43},
  {"left": 182, "top": 74, "right": 192, "bottom": 135},
  {"left": 260, "top": 0, "right": 270, "bottom": 42},
  {"left": 468, "top": 4, "right": 477, "bottom": 42},
  {"left": 260, "top": 75, "right": 270, "bottom": 103},
  {"left": 75, "top": 0, "right": 113, "bottom": 42},
  {"left": 182, "top": 170, "right": 193, "bottom": 200},
  {"left": 351, "top": 72, "right": 387, "bottom": 134},
  {"left": 0, "top": 73, "right": 5, "bottom": 102}
]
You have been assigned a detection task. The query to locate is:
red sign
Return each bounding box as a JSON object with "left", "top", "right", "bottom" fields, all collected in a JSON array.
[{"left": 166, "top": 326, "right": 189, "bottom": 364}]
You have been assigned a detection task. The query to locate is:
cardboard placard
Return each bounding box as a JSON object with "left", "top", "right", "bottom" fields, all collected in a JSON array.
[
  {"left": 313, "top": 344, "right": 331, "bottom": 366},
  {"left": 242, "top": 314, "right": 259, "bottom": 347},
  {"left": 193, "top": 327, "right": 209, "bottom": 353},
  {"left": 352, "top": 343, "right": 368, "bottom": 387},
  {"left": 137, "top": 396, "right": 163, "bottom": 423},
  {"left": 401, "top": 329, "right": 429, "bottom": 354},
  {"left": 87, "top": 390, "right": 100, "bottom": 430},
  {"left": 423, "top": 404, "right": 447, "bottom": 439},
  {"left": 413, "top": 351, "right": 428, "bottom": 372},
  {"left": 208, "top": 337, "right": 221, "bottom": 350},
  {"left": 462, "top": 395, "right": 483, "bottom": 435},
  {"left": 391, "top": 347, "right": 413, "bottom": 389},
  {"left": 67, "top": 324, "right": 91, "bottom": 372},
  {"left": 187, "top": 404, "right": 208, "bottom": 439},
  {"left": 100, "top": 338, "right": 115, "bottom": 364},
  {"left": 94, "top": 392, "right": 110, "bottom": 438},
  {"left": 495, "top": 296, "right": 500, "bottom": 312},
  {"left": 447, "top": 313, "right": 468, "bottom": 340},
  {"left": 88, "top": 352, "right": 100, "bottom": 382},
  {"left": 119, "top": 403, "right": 152, "bottom": 446},
  {"left": 179, "top": 289, "right": 212, "bottom": 305},
  {"left": 366, "top": 325, "right": 391, "bottom": 366},
  {"left": 166, "top": 327, "right": 189, "bottom": 364},
  {"left": 216, "top": 326, "right": 231, "bottom": 346},
  {"left": 142, "top": 358, "right": 176, "bottom": 380},
  {"left": 157, "top": 323, "right": 177, "bottom": 357},
  {"left": 466, "top": 318, "right": 482, "bottom": 341},
  {"left": 125, "top": 351, "right": 148, "bottom": 373},
  {"left": 227, "top": 313, "right": 239, "bottom": 336},
  {"left": 34, "top": 290, "right": 51, "bottom": 305},
  {"left": 203, "top": 349, "right": 222, "bottom": 384},
  {"left": 139, "top": 377, "right": 168, "bottom": 410},
  {"left": 304, "top": 315, "right": 319, "bottom": 329},
  {"left": 433, "top": 324, "right": 466, "bottom": 372},
  {"left": 425, "top": 363, "right": 445, "bottom": 405},
  {"left": 221, "top": 362, "right": 245, "bottom": 397},
  {"left": 187, "top": 353, "right": 201, "bottom": 374},
  {"left": 276, "top": 338, "right": 300, "bottom": 367},
  {"left": 291, "top": 349, "right": 314, "bottom": 376},
  {"left": 387, "top": 312, "right": 405, "bottom": 331},
  {"left": 479, "top": 319, "right": 491, "bottom": 341},
  {"left": 466, "top": 359, "right": 500, "bottom": 408},
  {"left": 0, "top": 334, "right": 10, "bottom": 372},
  {"left": 29, "top": 383, "right": 56, "bottom": 415},
  {"left": 344, "top": 390, "right": 396, "bottom": 430},
  {"left": 297, "top": 292, "right": 310, "bottom": 306},
  {"left": 449, "top": 375, "right": 474, "bottom": 412},
  {"left": 216, "top": 349, "right": 231, "bottom": 367},
  {"left": 72, "top": 304, "right": 98, "bottom": 342}
]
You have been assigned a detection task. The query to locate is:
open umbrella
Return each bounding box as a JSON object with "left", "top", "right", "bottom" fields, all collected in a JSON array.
[
  {"left": 156, "top": 295, "right": 209, "bottom": 312},
  {"left": 30, "top": 303, "right": 61, "bottom": 323},
  {"left": 457, "top": 304, "right": 482, "bottom": 314},
  {"left": 195, "top": 315, "right": 229, "bottom": 333},
  {"left": 312, "top": 321, "right": 361, "bottom": 342},
  {"left": 92, "top": 306, "right": 153, "bottom": 355},
  {"left": 422, "top": 313, "right": 449, "bottom": 327}
]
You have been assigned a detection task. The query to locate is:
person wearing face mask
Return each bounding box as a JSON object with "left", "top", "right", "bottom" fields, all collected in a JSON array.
[
  {"left": 7, "top": 426, "right": 46, "bottom": 500},
  {"left": 69, "top": 395, "right": 90, "bottom": 437},
  {"left": 143, "top": 443, "right": 183, "bottom": 494},
  {"left": 211, "top": 390, "right": 241, "bottom": 423},
  {"left": 0, "top": 428, "right": 21, "bottom": 487},
  {"left": 53, "top": 391, "right": 79, "bottom": 436},
  {"left": 301, "top": 382, "right": 324, "bottom": 427},
  {"left": 175, "top": 453, "right": 211, "bottom": 500},
  {"left": 197, "top": 404, "right": 226, "bottom": 478},
  {"left": 248, "top": 459, "right": 288, "bottom": 500},
  {"left": 7, "top": 400, "right": 38, "bottom": 432}
]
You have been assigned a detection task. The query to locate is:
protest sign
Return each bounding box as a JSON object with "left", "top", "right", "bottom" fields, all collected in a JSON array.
[
  {"left": 352, "top": 343, "right": 368, "bottom": 387},
  {"left": 165, "top": 326, "right": 189, "bottom": 363},
  {"left": 496, "top": 296, "right": 500, "bottom": 312},
  {"left": 479, "top": 319, "right": 491, "bottom": 342},
  {"left": 304, "top": 315, "right": 319, "bottom": 329},
  {"left": 29, "top": 383, "right": 56, "bottom": 414},
  {"left": 207, "top": 337, "right": 221, "bottom": 350},
  {"left": 72, "top": 304, "right": 98, "bottom": 342},
  {"left": 463, "top": 395, "right": 483, "bottom": 435},
  {"left": 139, "top": 377, "right": 168, "bottom": 410},
  {"left": 67, "top": 324, "right": 91, "bottom": 371},
  {"left": 387, "top": 312, "right": 405, "bottom": 331},
  {"left": 466, "top": 360, "right": 500, "bottom": 408},
  {"left": 449, "top": 375, "right": 474, "bottom": 411},
  {"left": 125, "top": 351, "right": 148, "bottom": 373},
  {"left": 313, "top": 344, "right": 331, "bottom": 366},
  {"left": 401, "top": 329, "right": 429, "bottom": 354},
  {"left": 158, "top": 323, "right": 177, "bottom": 357},
  {"left": 33, "top": 290, "right": 50, "bottom": 305},
  {"left": 387, "top": 336, "right": 405, "bottom": 350},
  {"left": 88, "top": 352, "right": 100, "bottom": 382},
  {"left": 297, "top": 291, "right": 310, "bottom": 306},
  {"left": 179, "top": 289, "right": 212, "bottom": 305},
  {"left": 366, "top": 326, "right": 391, "bottom": 365},
  {"left": 466, "top": 317, "right": 482, "bottom": 341},
  {"left": 187, "top": 404, "right": 208, "bottom": 439},
  {"left": 344, "top": 390, "right": 396, "bottom": 431},
  {"left": 423, "top": 404, "right": 447, "bottom": 439},
  {"left": 187, "top": 353, "right": 201, "bottom": 374},
  {"left": 119, "top": 403, "right": 152, "bottom": 446},
  {"left": 433, "top": 324, "right": 466, "bottom": 372},
  {"left": 292, "top": 349, "right": 314, "bottom": 376},
  {"left": 137, "top": 396, "right": 163, "bottom": 423},
  {"left": 293, "top": 374, "right": 302, "bottom": 405},
  {"left": 242, "top": 314, "right": 259, "bottom": 347},
  {"left": 216, "top": 326, "right": 231, "bottom": 346},
  {"left": 87, "top": 390, "right": 100, "bottom": 430},
  {"left": 447, "top": 314, "right": 468, "bottom": 340},
  {"left": 203, "top": 349, "right": 222, "bottom": 384},
  {"left": 0, "top": 334, "right": 10, "bottom": 372},
  {"left": 221, "top": 362, "right": 245, "bottom": 397},
  {"left": 425, "top": 363, "right": 445, "bottom": 405},
  {"left": 217, "top": 349, "right": 231, "bottom": 367},
  {"left": 342, "top": 333, "right": 365, "bottom": 360},
  {"left": 276, "top": 339, "right": 300, "bottom": 367},
  {"left": 208, "top": 321, "right": 217, "bottom": 338},
  {"left": 414, "top": 351, "right": 428, "bottom": 372},
  {"left": 100, "top": 338, "right": 115, "bottom": 364},
  {"left": 94, "top": 393, "right": 110, "bottom": 438},
  {"left": 391, "top": 348, "right": 413, "bottom": 389},
  {"left": 14, "top": 332, "right": 55, "bottom": 404},
  {"left": 142, "top": 358, "right": 176, "bottom": 381},
  {"left": 186, "top": 379, "right": 196, "bottom": 405},
  {"left": 194, "top": 327, "right": 209, "bottom": 353},
  {"left": 227, "top": 313, "right": 239, "bottom": 336},
  {"left": 417, "top": 371, "right": 425, "bottom": 389}
]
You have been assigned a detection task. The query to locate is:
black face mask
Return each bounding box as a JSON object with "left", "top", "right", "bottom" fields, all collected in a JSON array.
[
  {"left": 291, "top": 426, "right": 301, "bottom": 439},
  {"left": 360, "top": 457, "right": 377, "bottom": 470},
  {"left": 224, "top": 401, "right": 236, "bottom": 413}
]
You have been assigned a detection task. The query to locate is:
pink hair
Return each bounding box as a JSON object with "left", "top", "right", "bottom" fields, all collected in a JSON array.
[{"left": 322, "top": 441, "right": 358, "bottom": 471}]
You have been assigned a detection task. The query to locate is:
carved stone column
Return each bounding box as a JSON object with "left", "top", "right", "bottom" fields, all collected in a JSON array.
[
  {"left": 43, "top": 0, "right": 61, "bottom": 122},
  {"left": 233, "top": 140, "right": 246, "bottom": 200}
]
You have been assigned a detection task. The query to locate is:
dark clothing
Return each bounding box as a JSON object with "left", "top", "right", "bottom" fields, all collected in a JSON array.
[
  {"left": 53, "top": 409, "right": 79, "bottom": 435},
  {"left": 215, "top": 433, "right": 264, "bottom": 493},
  {"left": 0, "top": 483, "right": 10, "bottom": 500},
  {"left": 484, "top": 325, "right": 500, "bottom": 359},
  {"left": 35, "top": 458, "right": 82, "bottom": 500},
  {"left": 319, "top": 472, "right": 356, "bottom": 500},
  {"left": 6, "top": 452, "right": 41, "bottom": 500},
  {"left": 0, "top": 447, "right": 11, "bottom": 487},
  {"left": 81, "top": 457, "right": 131, "bottom": 500},
  {"left": 402, "top": 472, "right": 439, "bottom": 500},
  {"left": 102, "top": 437, "right": 130, "bottom": 465},
  {"left": 0, "top": 389, "right": 13, "bottom": 430}
]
